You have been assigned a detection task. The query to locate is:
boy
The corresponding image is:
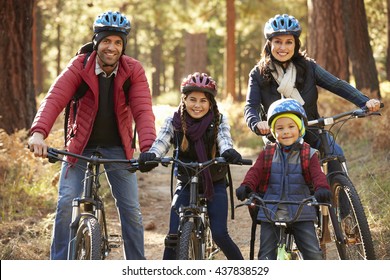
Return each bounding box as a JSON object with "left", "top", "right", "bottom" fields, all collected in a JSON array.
[{"left": 236, "top": 98, "right": 331, "bottom": 260}]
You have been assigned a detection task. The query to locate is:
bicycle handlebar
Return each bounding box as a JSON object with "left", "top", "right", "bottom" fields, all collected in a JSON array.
[
  {"left": 147, "top": 156, "right": 252, "bottom": 169},
  {"left": 236, "top": 192, "right": 331, "bottom": 225},
  {"left": 307, "top": 103, "right": 384, "bottom": 127},
  {"left": 47, "top": 147, "right": 138, "bottom": 166}
]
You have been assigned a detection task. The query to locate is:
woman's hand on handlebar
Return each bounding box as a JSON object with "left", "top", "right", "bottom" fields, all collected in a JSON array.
[
  {"left": 365, "top": 99, "right": 382, "bottom": 112},
  {"left": 256, "top": 121, "right": 271, "bottom": 136}
]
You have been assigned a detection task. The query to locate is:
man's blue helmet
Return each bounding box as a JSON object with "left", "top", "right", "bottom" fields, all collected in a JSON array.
[
  {"left": 264, "top": 14, "right": 302, "bottom": 40},
  {"left": 92, "top": 11, "right": 131, "bottom": 52},
  {"left": 93, "top": 11, "right": 131, "bottom": 35}
]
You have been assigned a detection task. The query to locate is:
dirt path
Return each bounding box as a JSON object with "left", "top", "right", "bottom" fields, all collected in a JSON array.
[{"left": 105, "top": 158, "right": 256, "bottom": 260}]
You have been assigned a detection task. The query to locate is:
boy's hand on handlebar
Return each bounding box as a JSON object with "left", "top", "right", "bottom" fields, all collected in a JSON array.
[
  {"left": 236, "top": 185, "right": 252, "bottom": 201},
  {"left": 138, "top": 152, "right": 158, "bottom": 173},
  {"left": 221, "top": 148, "right": 242, "bottom": 164},
  {"left": 314, "top": 188, "right": 332, "bottom": 203}
]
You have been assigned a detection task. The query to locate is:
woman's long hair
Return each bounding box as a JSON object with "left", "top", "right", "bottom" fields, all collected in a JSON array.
[
  {"left": 257, "top": 36, "right": 309, "bottom": 92},
  {"left": 179, "top": 92, "right": 220, "bottom": 157}
]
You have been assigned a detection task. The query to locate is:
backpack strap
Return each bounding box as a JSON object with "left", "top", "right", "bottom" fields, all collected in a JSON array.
[
  {"left": 258, "top": 143, "right": 276, "bottom": 193},
  {"left": 300, "top": 142, "right": 312, "bottom": 185}
]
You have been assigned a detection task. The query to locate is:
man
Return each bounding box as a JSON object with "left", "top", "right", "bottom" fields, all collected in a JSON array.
[{"left": 28, "top": 11, "right": 156, "bottom": 260}]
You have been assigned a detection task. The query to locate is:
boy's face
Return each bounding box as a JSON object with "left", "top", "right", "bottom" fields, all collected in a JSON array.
[{"left": 274, "top": 117, "right": 299, "bottom": 146}]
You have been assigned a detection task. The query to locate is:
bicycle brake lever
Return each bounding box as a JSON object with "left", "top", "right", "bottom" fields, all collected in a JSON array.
[{"left": 47, "top": 148, "right": 60, "bottom": 163}]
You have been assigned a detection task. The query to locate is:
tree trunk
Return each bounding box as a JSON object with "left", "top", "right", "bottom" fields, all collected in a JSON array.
[
  {"left": 226, "top": 0, "right": 236, "bottom": 99},
  {"left": 343, "top": 0, "right": 381, "bottom": 98},
  {"left": 173, "top": 44, "right": 185, "bottom": 92},
  {"left": 0, "top": 0, "right": 36, "bottom": 134},
  {"left": 386, "top": 0, "right": 390, "bottom": 81},
  {"left": 151, "top": 28, "right": 163, "bottom": 97},
  {"left": 184, "top": 32, "right": 207, "bottom": 75},
  {"left": 307, "top": 0, "right": 349, "bottom": 80},
  {"left": 33, "top": 3, "right": 43, "bottom": 95}
]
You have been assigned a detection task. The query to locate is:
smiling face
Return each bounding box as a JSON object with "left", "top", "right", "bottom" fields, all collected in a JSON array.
[
  {"left": 274, "top": 117, "right": 300, "bottom": 146},
  {"left": 270, "top": 34, "right": 295, "bottom": 64},
  {"left": 183, "top": 91, "right": 211, "bottom": 119},
  {"left": 96, "top": 35, "right": 123, "bottom": 74}
]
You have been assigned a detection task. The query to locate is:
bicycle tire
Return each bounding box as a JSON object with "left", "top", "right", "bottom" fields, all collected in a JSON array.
[
  {"left": 330, "top": 174, "right": 376, "bottom": 259},
  {"left": 319, "top": 208, "right": 347, "bottom": 260},
  {"left": 74, "top": 216, "right": 102, "bottom": 260},
  {"left": 177, "top": 221, "right": 202, "bottom": 260},
  {"left": 204, "top": 220, "right": 219, "bottom": 259}
]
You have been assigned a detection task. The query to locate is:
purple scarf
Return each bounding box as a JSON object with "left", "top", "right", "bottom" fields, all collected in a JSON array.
[{"left": 172, "top": 109, "right": 214, "bottom": 199}]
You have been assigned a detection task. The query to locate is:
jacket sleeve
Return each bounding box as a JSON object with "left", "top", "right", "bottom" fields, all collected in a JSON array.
[
  {"left": 30, "top": 56, "right": 85, "bottom": 138},
  {"left": 217, "top": 114, "right": 234, "bottom": 154},
  {"left": 309, "top": 153, "right": 330, "bottom": 191},
  {"left": 128, "top": 61, "right": 156, "bottom": 152},
  {"left": 313, "top": 62, "right": 369, "bottom": 108},
  {"left": 240, "top": 151, "right": 266, "bottom": 192},
  {"left": 148, "top": 116, "right": 173, "bottom": 157},
  {"left": 244, "top": 66, "right": 263, "bottom": 135}
]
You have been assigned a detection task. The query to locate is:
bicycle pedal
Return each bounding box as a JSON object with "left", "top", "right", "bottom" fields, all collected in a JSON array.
[{"left": 108, "top": 234, "right": 123, "bottom": 248}]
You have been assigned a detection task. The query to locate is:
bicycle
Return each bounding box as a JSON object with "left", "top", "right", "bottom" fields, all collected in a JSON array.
[
  {"left": 236, "top": 193, "right": 337, "bottom": 260},
  {"left": 46, "top": 147, "right": 139, "bottom": 260},
  {"left": 149, "top": 156, "right": 252, "bottom": 260},
  {"left": 306, "top": 104, "right": 384, "bottom": 260}
]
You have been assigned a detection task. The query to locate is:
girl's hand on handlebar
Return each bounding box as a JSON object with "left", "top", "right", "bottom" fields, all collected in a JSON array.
[{"left": 221, "top": 148, "right": 242, "bottom": 164}]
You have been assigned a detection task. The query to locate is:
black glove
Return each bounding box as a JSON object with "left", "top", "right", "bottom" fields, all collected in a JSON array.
[
  {"left": 138, "top": 152, "right": 158, "bottom": 173},
  {"left": 236, "top": 185, "right": 252, "bottom": 201},
  {"left": 314, "top": 188, "right": 332, "bottom": 203},
  {"left": 221, "top": 148, "right": 242, "bottom": 164}
]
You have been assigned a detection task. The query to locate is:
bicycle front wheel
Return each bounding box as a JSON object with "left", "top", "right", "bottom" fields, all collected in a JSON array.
[
  {"left": 331, "top": 174, "right": 376, "bottom": 259},
  {"left": 73, "top": 216, "right": 102, "bottom": 260},
  {"left": 177, "top": 221, "right": 202, "bottom": 260}
]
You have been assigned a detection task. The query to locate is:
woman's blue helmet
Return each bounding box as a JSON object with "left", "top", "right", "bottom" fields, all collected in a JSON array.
[{"left": 264, "top": 14, "right": 302, "bottom": 40}]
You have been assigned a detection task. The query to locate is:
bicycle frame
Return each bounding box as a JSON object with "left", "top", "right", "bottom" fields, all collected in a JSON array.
[
  {"left": 47, "top": 148, "right": 138, "bottom": 260},
  {"left": 306, "top": 105, "right": 383, "bottom": 259},
  {"left": 151, "top": 156, "right": 252, "bottom": 260},
  {"left": 237, "top": 194, "right": 333, "bottom": 260}
]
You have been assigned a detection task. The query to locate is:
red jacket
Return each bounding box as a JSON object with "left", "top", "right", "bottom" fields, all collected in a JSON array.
[{"left": 30, "top": 52, "right": 156, "bottom": 162}]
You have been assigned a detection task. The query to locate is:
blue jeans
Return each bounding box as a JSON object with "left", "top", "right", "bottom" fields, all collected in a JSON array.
[
  {"left": 259, "top": 221, "right": 323, "bottom": 260},
  {"left": 163, "top": 180, "right": 243, "bottom": 260},
  {"left": 50, "top": 146, "right": 145, "bottom": 260}
]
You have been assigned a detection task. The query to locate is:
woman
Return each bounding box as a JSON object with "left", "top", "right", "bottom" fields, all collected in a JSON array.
[{"left": 244, "top": 13, "right": 381, "bottom": 165}]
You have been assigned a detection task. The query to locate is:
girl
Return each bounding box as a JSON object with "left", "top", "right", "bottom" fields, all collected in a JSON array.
[{"left": 139, "top": 72, "right": 244, "bottom": 260}]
